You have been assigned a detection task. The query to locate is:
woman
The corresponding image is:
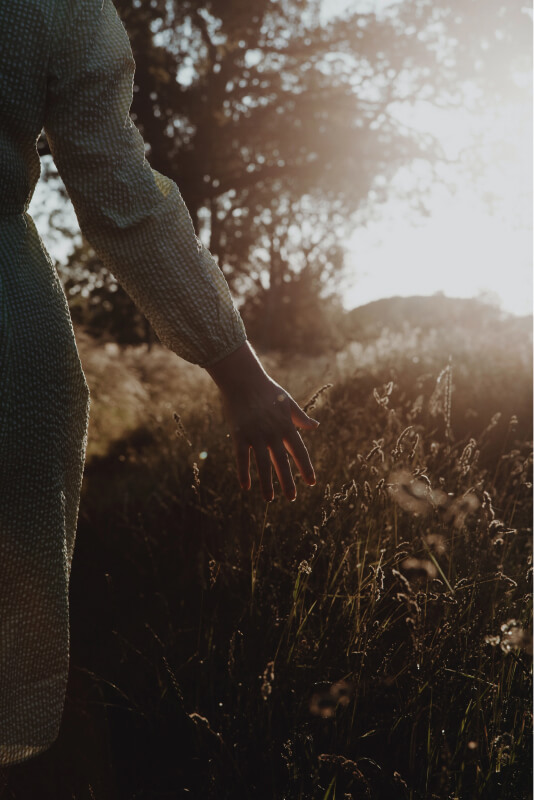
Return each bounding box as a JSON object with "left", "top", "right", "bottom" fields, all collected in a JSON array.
[{"left": 0, "top": 0, "right": 318, "bottom": 767}]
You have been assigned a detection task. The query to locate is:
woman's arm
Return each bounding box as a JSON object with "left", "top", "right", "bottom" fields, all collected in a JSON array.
[
  {"left": 45, "top": 0, "right": 319, "bottom": 498},
  {"left": 44, "top": 0, "right": 246, "bottom": 367}
]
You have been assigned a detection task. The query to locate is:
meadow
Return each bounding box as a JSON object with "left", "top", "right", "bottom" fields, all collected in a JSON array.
[{"left": 7, "top": 307, "right": 532, "bottom": 800}]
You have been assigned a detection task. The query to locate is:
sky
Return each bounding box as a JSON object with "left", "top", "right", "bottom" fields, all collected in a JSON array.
[
  {"left": 29, "top": 0, "right": 533, "bottom": 318},
  {"left": 339, "top": 102, "right": 532, "bottom": 316},
  {"left": 319, "top": 0, "right": 532, "bottom": 316}
]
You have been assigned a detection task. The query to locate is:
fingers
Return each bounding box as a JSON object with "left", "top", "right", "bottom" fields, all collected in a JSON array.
[
  {"left": 269, "top": 445, "right": 296, "bottom": 502},
  {"left": 283, "top": 428, "right": 316, "bottom": 486},
  {"left": 253, "top": 445, "right": 274, "bottom": 503},
  {"left": 232, "top": 390, "right": 319, "bottom": 501},
  {"left": 289, "top": 398, "right": 320, "bottom": 430},
  {"left": 234, "top": 439, "right": 251, "bottom": 490}
]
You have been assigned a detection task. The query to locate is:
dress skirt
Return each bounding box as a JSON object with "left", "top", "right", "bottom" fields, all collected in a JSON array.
[
  {"left": 0, "top": 213, "right": 89, "bottom": 765},
  {"left": 0, "top": 0, "right": 246, "bottom": 765}
]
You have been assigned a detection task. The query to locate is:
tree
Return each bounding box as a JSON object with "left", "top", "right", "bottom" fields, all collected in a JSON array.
[
  {"left": 61, "top": 240, "right": 156, "bottom": 346},
  {"left": 238, "top": 194, "right": 347, "bottom": 353},
  {"left": 41, "top": 0, "right": 531, "bottom": 351}
]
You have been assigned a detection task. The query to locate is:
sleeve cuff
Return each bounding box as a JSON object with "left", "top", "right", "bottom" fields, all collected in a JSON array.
[{"left": 198, "top": 334, "right": 249, "bottom": 369}]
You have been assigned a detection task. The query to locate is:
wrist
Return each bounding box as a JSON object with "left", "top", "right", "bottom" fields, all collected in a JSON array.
[{"left": 206, "top": 341, "right": 268, "bottom": 393}]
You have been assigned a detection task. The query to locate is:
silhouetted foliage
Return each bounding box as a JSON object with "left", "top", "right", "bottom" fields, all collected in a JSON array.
[
  {"left": 62, "top": 241, "right": 157, "bottom": 346},
  {"left": 41, "top": 0, "right": 531, "bottom": 350}
]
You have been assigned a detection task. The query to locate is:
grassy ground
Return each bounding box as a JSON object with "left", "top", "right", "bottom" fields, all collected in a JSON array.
[{"left": 6, "top": 319, "right": 532, "bottom": 800}]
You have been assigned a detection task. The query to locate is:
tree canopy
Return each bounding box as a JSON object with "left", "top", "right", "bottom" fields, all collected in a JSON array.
[{"left": 44, "top": 0, "right": 531, "bottom": 352}]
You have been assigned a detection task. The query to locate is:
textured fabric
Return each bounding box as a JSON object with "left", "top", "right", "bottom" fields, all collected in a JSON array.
[{"left": 0, "top": 0, "right": 246, "bottom": 766}]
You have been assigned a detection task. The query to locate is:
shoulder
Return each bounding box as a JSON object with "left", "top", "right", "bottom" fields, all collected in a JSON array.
[
  {"left": 0, "top": 0, "right": 56, "bottom": 103},
  {"left": 0, "top": 0, "right": 56, "bottom": 51}
]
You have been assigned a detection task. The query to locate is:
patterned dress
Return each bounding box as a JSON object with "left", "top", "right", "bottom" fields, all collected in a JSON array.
[{"left": 0, "top": 0, "right": 246, "bottom": 765}]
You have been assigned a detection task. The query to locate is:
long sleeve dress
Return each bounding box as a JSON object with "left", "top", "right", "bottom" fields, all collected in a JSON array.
[{"left": 0, "top": 0, "right": 247, "bottom": 766}]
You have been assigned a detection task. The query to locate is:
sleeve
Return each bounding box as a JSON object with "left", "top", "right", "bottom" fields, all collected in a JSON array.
[{"left": 44, "top": 0, "right": 247, "bottom": 367}]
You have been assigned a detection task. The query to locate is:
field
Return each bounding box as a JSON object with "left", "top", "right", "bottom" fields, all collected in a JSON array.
[{"left": 6, "top": 311, "right": 532, "bottom": 800}]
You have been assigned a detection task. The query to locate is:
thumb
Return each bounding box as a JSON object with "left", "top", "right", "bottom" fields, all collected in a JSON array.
[{"left": 289, "top": 398, "right": 320, "bottom": 430}]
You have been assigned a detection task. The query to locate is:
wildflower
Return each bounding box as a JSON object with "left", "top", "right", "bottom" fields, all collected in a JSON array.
[
  {"left": 173, "top": 411, "right": 192, "bottom": 447},
  {"left": 309, "top": 680, "right": 353, "bottom": 718},
  {"left": 387, "top": 469, "right": 443, "bottom": 515},
  {"left": 426, "top": 533, "right": 447, "bottom": 555},
  {"left": 192, "top": 462, "right": 200, "bottom": 495},
  {"left": 458, "top": 438, "right": 479, "bottom": 476},
  {"left": 500, "top": 620, "right": 531, "bottom": 653},
  {"left": 209, "top": 558, "right": 220, "bottom": 587},
  {"left": 400, "top": 557, "right": 438, "bottom": 580},
  {"left": 303, "top": 383, "right": 332, "bottom": 414},
  {"left": 318, "top": 753, "right": 365, "bottom": 782},
  {"left": 429, "top": 362, "right": 453, "bottom": 440},
  {"left": 373, "top": 380, "right": 394, "bottom": 408},
  {"left": 391, "top": 425, "right": 414, "bottom": 461},
  {"left": 260, "top": 660, "right": 275, "bottom": 700},
  {"left": 445, "top": 492, "right": 480, "bottom": 528}
]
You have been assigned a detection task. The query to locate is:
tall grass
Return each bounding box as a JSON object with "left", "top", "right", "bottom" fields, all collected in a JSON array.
[{"left": 7, "top": 320, "right": 532, "bottom": 800}]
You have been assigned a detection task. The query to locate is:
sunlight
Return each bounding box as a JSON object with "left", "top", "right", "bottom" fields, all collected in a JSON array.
[
  {"left": 317, "top": 0, "right": 532, "bottom": 317},
  {"left": 342, "top": 89, "right": 532, "bottom": 316},
  {"left": 29, "top": 0, "right": 532, "bottom": 319}
]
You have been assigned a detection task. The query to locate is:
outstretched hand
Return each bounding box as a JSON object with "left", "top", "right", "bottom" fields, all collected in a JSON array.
[{"left": 206, "top": 342, "right": 319, "bottom": 501}]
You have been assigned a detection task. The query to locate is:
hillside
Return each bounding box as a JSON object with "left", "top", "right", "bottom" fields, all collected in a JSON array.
[{"left": 344, "top": 294, "right": 532, "bottom": 342}]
